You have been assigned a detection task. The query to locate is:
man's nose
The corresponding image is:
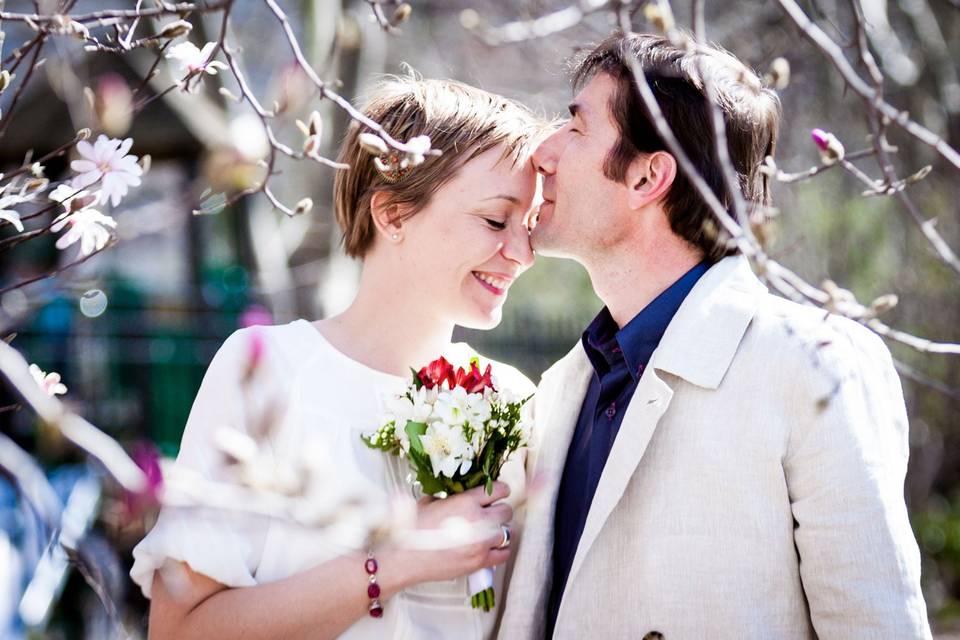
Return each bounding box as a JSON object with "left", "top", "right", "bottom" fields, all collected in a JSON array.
[{"left": 531, "top": 131, "right": 560, "bottom": 176}]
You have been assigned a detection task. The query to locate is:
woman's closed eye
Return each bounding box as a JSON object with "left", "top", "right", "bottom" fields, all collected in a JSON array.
[{"left": 484, "top": 218, "right": 507, "bottom": 230}]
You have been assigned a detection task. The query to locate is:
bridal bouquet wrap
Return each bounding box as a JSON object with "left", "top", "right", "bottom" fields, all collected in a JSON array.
[{"left": 362, "top": 355, "right": 531, "bottom": 611}]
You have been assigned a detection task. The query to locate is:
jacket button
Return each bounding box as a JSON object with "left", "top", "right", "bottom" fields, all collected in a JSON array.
[{"left": 643, "top": 633, "right": 664, "bottom": 640}]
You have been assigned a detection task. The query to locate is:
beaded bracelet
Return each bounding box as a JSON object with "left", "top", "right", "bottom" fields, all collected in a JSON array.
[{"left": 364, "top": 551, "right": 383, "bottom": 618}]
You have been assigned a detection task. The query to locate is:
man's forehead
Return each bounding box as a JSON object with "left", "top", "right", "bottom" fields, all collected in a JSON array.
[{"left": 570, "top": 73, "right": 616, "bottom": 118}]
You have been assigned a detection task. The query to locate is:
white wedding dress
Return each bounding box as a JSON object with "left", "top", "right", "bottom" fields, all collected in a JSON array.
[{"left": 130, "top": 319, "right": 533, "bottom": 639}]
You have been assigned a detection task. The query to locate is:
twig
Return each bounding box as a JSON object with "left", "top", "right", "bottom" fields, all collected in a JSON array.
[
  {"left": 774, "top": 0, "right": 960, "bottom": 173},
  {"left": 0, "top": 30, "right": 45, "bottom": 141},
  {"left": 0, "top": 2, "right": 231, "bottom": 24}
]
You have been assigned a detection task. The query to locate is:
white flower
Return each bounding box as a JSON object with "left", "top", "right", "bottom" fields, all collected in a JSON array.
[
  {"left": 0, "top": 195, "right": 24, "bottom": 232},
  {"left": 387, "top": 385, "right": 435, "bottom": 425},
  {"left": 463, "top": 392, "right": 492, "bottom": 429},
  {"left": 0, "top": 182, "right": 45, "bottom": 233},
  {"left": 385, "top": 386, "right": 438, "bottom": 453},
  {"left": 420, "top": 421, "right": 474, "bottom": 478},
  {"left": 29, "top": 364, "right": 67, "bottom": 396},
  {"left": 166, "top": 42, "right": 228, "bottom": 86},
  {"left": 434, "top": 386, "right": 489, "bottom": 432},
  {"left": 49, "top": 184, "right": 98, "bottom": 213},
  {"left": 70, "top": 135, "right": 142, "bottom": 207},
  {"left": 51, "top": 207, "right": 117, "bottom": 256},
  {"left": 404, "top": 135, "right": 432, "bottom": 166}
]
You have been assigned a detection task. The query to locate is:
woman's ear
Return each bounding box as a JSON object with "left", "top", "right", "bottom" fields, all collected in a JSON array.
[
  {"left": 626, "top": 151, "right": 677, "bottom": 211},
  {"left": 370, "top": 191, "right": 404, "bottom": 243}
]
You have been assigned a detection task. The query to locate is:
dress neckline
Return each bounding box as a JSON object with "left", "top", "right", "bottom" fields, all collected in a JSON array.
[{"left": 294, "top": 319, "right": 471, "bottom": 382}]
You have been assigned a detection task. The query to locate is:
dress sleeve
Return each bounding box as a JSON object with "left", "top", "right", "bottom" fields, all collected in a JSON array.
[{"left": 130, "top": 328, "right": 273, "bottom": 598}]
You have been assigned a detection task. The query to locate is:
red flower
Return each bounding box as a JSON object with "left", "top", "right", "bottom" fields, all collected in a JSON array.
[
  {"left": 417, "top": 356, "right": 456, "bottom": 389},
  {"left": 453, "top": 361, "right": 496, "bottom": 394}
]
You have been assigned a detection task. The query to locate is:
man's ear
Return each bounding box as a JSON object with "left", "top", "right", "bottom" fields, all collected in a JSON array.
[
  {"left": 626, "top": 151, "right": 677, "bottom": 210},
  {"left": 370, "top": 190, "right": 405, "bottom": 243}
]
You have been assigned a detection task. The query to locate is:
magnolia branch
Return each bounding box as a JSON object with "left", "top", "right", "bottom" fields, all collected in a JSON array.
[
  {"left": 0, "top": 2, "right": 232, "bottom": 25},
  {"left": 774, "top": 0, "right": 960, "bottom": 173}
]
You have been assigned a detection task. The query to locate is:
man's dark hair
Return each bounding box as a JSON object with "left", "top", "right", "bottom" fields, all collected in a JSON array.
[{"left": 571, "top": 32, "right": 781, "bottom": 262}]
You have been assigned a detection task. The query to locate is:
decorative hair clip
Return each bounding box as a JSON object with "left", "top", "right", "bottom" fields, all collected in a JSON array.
[{"left": 373, "top": 152, "right": 411, "bottom": 182}]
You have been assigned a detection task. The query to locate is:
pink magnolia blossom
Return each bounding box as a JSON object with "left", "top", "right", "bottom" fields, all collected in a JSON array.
[
  {"left": 123, "top": 442, "right": 164, "bottom": 518},
  {"left": 70, "top": 135, "right": 142, "bottom": 207},
  {"left": 29, "top": 364, "right": 67, "bottom": 396},
  {"left": 810, "top": 128, "right": 845, "bottom": 163}
]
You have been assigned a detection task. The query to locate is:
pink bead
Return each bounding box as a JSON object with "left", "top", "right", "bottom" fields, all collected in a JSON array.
[
  {"left": 369, "top": 604, "right": 383, "bottom": 618},
  {"left": 365, "top": 558, "right": 378, "bottom": 574},
  {"left": 367, "top": 583, "right": 381, "bottom": 598}
]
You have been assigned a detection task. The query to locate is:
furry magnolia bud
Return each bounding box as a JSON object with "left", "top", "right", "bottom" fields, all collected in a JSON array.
[
  {"left": 159, "top": 20, "right": 193, "bottom": 39},
  {"left": 644, "top": 2, "right": 675, "bottom": 34},
  {"left": 392, "top": 3, "right": 412, "bottom": 25},
  {"left": 868, "top": 294, "right": 899, "bottom": 317},
  {"left": 294, "top": 197, "right": 314, "bottom": 215},
  {"left": 359, "top": 133, "right": 388, "bottom": 155},
  {"left": 0, "top": 70, "right": 13, "bottom": 94},
  {"left": 811, "top": 128, "right": 845, "bottom": 164},
  {"left": 766, "top": 57, "right": 790, "bottom": 90}
]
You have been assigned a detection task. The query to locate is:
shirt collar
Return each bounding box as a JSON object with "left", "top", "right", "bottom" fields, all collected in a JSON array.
[{"left": 581, "top": 261, "right": 711, "bottom": 381}]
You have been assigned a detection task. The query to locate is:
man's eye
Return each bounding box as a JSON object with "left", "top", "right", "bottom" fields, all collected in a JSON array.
[{"left": 484, "top": 218, "right": 507, "bottom": 230}]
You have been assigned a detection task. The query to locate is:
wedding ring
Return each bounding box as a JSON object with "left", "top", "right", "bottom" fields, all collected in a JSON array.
[{"left": 496, "top": 524, "right": 511, "bottom": 550}]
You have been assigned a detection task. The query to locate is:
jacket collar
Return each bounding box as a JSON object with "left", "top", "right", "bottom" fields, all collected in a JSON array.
[{"left": 649, "top": 254, "right": 766, "bottom": 389}]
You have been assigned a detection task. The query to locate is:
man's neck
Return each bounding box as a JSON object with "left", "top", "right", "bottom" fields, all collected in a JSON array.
[{"left": 584, "top": 238, "right": 705, "bottom": 328}]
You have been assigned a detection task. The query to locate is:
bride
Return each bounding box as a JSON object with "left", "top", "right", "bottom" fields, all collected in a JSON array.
[{"left": 130, "top": 75, "right": 547, "bottom": 639}]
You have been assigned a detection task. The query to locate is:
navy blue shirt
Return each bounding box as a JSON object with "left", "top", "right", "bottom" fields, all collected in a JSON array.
[{"left": 545, "top": 262, "right": 709, "bottom": 636}]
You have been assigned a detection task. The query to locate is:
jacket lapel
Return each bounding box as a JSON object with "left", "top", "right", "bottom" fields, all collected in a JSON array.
[
  {"left": 558, "top": 255, "right": 765, "bottom": 610},
  {"left": 498, "top": 345, "right": 593, "bottom": 637}
]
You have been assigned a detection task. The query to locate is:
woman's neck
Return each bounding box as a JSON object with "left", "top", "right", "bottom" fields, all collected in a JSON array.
[{"left": 314, "top": 262, "right": 455, "bottom": 377}]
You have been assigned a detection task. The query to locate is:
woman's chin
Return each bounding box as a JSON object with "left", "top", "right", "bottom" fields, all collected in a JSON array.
[{"left": 457, "top": 307, "right": 504, "bottom": 331}]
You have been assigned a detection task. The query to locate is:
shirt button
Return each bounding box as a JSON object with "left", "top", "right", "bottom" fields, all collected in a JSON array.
[{"left": 605, "top": 403, "right": 616, "bottom": 419}]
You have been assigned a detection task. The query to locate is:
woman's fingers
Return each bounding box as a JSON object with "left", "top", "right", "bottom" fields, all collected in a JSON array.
[
  {"left": 484, "top": 502, "right": 514, "bottom": 526},
  {"left": 483, "top": 547, "right": 512, "bottom": 568},
  {"left": 474, "top": 481, "right": 510, "bottom": 506}
]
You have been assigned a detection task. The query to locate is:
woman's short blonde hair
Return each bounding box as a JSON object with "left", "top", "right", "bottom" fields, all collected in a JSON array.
[{"left": 334, "top": 76, "right": 546, "bottom": 258}]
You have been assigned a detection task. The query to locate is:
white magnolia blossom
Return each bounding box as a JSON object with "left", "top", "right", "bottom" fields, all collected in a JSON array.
[
  {"left": 49, "top": 184, "right": 98, "bottom": 213},
  {"left": 0, "top": 194, "right": 25, "bottom": 232},
  {"left": 166, "top": 42, "right": 228, "bottom": 89},
  {"left": 70, "top": 135, "right": 142, "bottom": 207},
  {"left": 51, "top": 207, "right": 117, "bottom": 256},
  {"left": 419, "top": 421, "right": 475, "bottom": 478},
  {"left": 0, "top": 181, "right": 45, "bottom": 233},
  {"left": 404, "top": 135, "right": 432, "bottom": 166},
  {"left": 29, "top": 364, "right": 67, "bottom": 396}
]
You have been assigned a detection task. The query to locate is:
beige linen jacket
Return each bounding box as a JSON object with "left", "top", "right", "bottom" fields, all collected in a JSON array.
[{"left": 497, "top": 256, "right": 930, "bottom": 640}]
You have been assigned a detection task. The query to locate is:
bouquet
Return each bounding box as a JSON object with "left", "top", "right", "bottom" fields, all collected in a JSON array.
[{"left": 362, "top": 355, "right": 531, "bottom": 611}]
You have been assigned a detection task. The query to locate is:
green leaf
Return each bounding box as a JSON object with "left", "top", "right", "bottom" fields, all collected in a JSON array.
[
  {"left": 416, "top": 468, "right": 446, "bottom": 496},
  {"left": 485, "top": 477, "right": 493, "bottom": 495},
  {"left": 411, "top": 367, "right": 424, "bottom": 390},
  {"left": 405, "top": 421, "right": 427, "bottom": 455}
]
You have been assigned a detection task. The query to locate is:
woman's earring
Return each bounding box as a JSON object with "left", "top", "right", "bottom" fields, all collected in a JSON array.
[{"left": 391, "top": 233, "right": 400, "bottom": 240}]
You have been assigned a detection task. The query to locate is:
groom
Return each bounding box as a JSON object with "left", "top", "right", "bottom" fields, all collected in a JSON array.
[{"left": 497, "top": 33, "right": 931, "bottom": 638}]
